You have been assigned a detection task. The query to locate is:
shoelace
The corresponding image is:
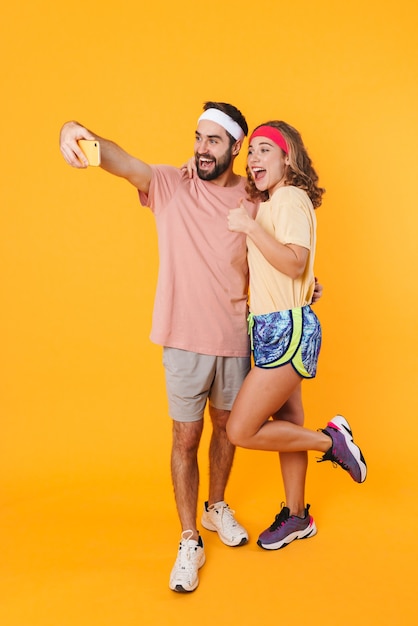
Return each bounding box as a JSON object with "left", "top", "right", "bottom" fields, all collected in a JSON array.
[
  {"left": 268, "top": 504, "right": 290, "bottom": 531},
  {"left": 316, "top": 428, "right": 341, "bottom": 469},
  {"left": 332, "top": 453, "right": 350, "bottom": 471},
  {"left": 317, "top": 445, "right": 350, "bottom": 472},
  {"left": 176, "top": 534, "right": 200, "bottom": 573},
  {"left": 216, "top": 504, "right": 239, "bottom": 529}
]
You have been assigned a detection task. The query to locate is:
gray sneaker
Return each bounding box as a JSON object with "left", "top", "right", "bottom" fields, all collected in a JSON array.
[
  {"left": 201, "top": 501, "right": 248, "bottom": 547},
  {"left": 257, "top": 503, "right": 317, "bottom": 550},
  {"left": 319, "top": 415, "right": 367, "bottom": 483},
  {"left": 169, "top": 530, "right": 205, "bottom": 593}
]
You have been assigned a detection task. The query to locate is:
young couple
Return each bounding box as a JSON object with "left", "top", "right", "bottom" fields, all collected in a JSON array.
[{"left": 59, "top": 102, "right": 366, "bottom": 594}]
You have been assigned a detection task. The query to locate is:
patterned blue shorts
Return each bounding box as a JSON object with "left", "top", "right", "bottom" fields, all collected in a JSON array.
[{"left": 249, "top": 305, "right": 322, "bottom": 378}]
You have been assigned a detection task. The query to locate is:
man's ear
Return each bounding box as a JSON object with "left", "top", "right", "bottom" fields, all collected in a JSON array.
[{"left": 232, "top": 140, "right": 242, "bottom": 156}]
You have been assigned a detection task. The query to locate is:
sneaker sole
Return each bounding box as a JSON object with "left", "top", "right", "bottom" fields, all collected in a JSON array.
[
  {"left": 201, "top": 516, "right": 248, "bottom": 547},
  {"left": 257, "top": 521, "right": 317, "bottom": 551},
  {"left": 330, "top": 415, "right": 367, "bottom": 483},
  {"left": 171, "top": 583, "right": 197, "bottom": 593}
]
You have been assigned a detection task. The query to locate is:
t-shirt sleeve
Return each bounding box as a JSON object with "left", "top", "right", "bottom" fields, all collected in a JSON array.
[
  {"left": 138, "top": 165, "right": 183, "bottom": 214},
  {"left": 271, "top": 194, "right": 312, "bottom": 250}
]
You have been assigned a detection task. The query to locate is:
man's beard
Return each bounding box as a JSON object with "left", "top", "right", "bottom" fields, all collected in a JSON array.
[{"left": 195, "top": 148, "right": 233, "bottom": 181}]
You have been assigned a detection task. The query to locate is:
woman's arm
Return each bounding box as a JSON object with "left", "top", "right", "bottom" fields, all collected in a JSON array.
[{"left": 227, "top": 202, "right": 308, "bottom": 279}]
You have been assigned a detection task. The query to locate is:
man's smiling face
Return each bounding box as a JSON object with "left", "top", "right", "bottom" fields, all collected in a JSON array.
[{"left": 194, "top": 120, "right": 233, "bottom": 181}]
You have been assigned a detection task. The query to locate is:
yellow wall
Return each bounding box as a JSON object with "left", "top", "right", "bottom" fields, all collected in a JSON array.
[{"left": 1, "top": 1, "right": 417, "bottom": 624}]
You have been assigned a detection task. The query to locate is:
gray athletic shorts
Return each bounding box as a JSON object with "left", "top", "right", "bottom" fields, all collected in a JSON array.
[{"left": 162, "top": 347, "right": 251, "bottom": 422}]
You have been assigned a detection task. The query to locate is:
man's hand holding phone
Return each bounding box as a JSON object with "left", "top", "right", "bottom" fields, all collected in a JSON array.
[{"left": 59, "top": 121, "right": 100, "bottom": 168}]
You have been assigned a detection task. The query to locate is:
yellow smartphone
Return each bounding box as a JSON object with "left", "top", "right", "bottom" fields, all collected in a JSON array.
[{"left": 78, "top": 139, "right": 101, "bottom": 166}]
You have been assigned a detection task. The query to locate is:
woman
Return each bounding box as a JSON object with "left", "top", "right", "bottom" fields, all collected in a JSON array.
[{"left": 226, "top": 121, "right": 366, "bottom": 550}]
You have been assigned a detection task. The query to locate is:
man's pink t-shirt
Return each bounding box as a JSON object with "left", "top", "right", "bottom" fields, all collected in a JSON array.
[{"left": 139, "top": 165, "right": 256, "bottom": 357}]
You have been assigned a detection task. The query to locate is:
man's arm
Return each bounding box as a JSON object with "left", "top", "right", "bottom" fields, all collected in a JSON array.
[
  {"left": 311, "top": 277, "right": 323, "bottom": 304},
  {"left": 59, "top": 121, "right": 153, "bottom": 193}
]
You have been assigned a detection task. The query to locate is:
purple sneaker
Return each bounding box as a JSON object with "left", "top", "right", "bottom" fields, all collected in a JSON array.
[
  {"left": 257, "top": 504, "right": 317, "bottom": 551},
  {"left": 319, "top": 415, "right": 367, "bottom": 483}
]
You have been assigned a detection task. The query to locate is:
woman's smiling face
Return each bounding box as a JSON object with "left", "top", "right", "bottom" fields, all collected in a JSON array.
[{"left": 247, "top": 136, "right": 288, "bottom": 195}]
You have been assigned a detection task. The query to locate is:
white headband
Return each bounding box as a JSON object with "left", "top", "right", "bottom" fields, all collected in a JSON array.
[{"left": 197, "top": 109, "right": 245, "bottom": 141}]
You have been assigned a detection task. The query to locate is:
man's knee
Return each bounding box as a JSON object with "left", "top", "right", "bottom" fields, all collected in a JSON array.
[
  {"left": 209, "top": 405, "right": 230, "bottom": 430},
  {"left": 172, "top": 419, "right": 203, "bottom": 454}
]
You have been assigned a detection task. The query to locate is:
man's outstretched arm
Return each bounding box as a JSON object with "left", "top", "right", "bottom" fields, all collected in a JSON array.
[{"left": 59, "top": 121, "right": 153, "bottom": 193}]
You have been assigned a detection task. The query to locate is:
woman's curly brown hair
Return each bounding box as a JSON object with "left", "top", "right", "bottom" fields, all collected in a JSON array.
[{"left": 245, "top": 121, "right": 325, "bottom": 208}]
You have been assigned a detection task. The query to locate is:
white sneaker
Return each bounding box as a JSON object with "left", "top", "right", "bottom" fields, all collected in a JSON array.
[
  {"left": 201, "top": 501, "right": 248, "bottom": 547},
  {"left": 169, "top": 530, "right": 206, "bottom": 593}
]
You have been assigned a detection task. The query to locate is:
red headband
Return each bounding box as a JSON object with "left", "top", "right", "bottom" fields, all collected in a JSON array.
[{"left": 249, "top": 126, "right": 288, "bottom": 154}]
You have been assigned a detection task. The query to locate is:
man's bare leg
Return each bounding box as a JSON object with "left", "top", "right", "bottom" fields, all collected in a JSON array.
[
  {"left": 207, "top": 406, "right": 234, "bottom": 505},
  {"left": 202, "top": 405, "right": 248, "bottom": 546},
  {"left": 171, "top": 419, "right": 203, "bottom": 541}
]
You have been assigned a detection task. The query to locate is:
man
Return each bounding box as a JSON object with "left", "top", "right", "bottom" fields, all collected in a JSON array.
[{"left": 60, "top": 102, "right": 255, "bottom": 593}]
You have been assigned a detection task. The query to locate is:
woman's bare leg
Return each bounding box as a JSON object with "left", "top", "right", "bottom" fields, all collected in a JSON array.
[
  {"left": 227, "top": 363, "right": 331, "bottom": 454},
  {"left": 273, "top": 387, "right": 308, "bottom": 517}
]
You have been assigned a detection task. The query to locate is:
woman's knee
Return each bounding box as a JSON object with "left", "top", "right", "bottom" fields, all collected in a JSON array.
[{"left": 226, "top": 418, "right": 246, "bottom": 447}]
